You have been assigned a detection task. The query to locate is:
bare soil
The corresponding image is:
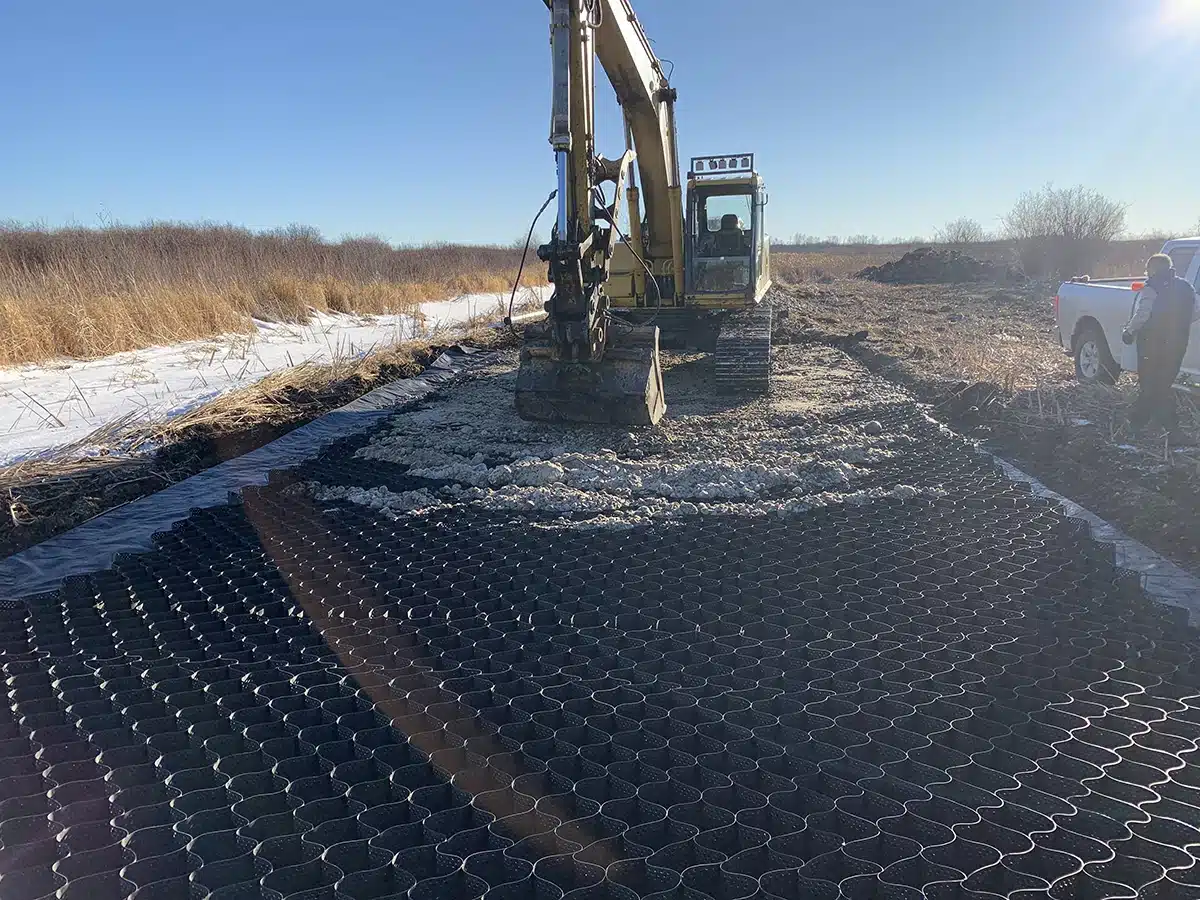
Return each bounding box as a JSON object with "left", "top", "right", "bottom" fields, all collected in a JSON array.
[{"left": 771, "top": 278, "right": 1200, "bottom": 572}]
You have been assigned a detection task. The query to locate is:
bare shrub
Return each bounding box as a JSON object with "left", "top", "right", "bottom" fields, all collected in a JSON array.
[
  {"left": 1001, "top": 184, "right": 1127, "bottom": 279},
  {"left": 1129, "top": 228, "right": 1179, "bottom": 241},
  {"left": 935, "top": 218, "right": 986, "bottom": 244}
]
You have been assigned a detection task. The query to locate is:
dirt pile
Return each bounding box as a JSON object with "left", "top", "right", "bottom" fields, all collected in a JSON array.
[{"left": 856, "top": 247, "right": 1025, "bottom": 285}]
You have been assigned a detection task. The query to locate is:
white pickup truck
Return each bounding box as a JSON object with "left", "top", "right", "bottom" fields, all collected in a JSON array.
[{"left": 1055, "top": 237, "right": 1200, "bottom": 384}]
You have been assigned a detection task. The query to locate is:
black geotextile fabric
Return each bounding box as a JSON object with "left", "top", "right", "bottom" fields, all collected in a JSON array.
[
  {"left": 0, "top": 347, "right": 483, "bottom": 602},
  {"left": 3, "top": 401, "right": 1200, "bottom": 900}
]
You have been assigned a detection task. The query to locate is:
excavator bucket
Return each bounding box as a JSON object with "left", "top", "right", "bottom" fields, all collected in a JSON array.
[{"left": 515, "top": 323, "right": 666, "bottom": 426}]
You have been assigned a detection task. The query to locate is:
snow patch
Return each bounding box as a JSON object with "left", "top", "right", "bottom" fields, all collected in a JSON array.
[{"left": 0, "top": 288, "right": 551, "bottom": 465}]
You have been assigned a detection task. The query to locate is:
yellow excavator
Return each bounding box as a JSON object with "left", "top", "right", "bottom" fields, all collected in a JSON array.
[{"left": 515, "top": 0, "right": 772, "bottom": 426}]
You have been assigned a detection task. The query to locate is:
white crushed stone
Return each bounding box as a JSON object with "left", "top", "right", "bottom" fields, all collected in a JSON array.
[
  {"left": 305, "top": 479, "right": 943, "bottom": 527},
  {"left": 309, "top": 484, "right": 445, "bottom": 518},
  {"left": 297, "top": 345, "right": 947, "bottom": 528}
]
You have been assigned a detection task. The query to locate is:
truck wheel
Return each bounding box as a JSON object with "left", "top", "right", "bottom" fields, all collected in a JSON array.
[{"left": 1074, "top": 324, "right": 1119, "bottom": 385}]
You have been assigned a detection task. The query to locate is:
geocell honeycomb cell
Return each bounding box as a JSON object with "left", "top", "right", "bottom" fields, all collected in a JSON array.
[{"left": 2, "top": 351, "right": 1200, "bottom": 900}]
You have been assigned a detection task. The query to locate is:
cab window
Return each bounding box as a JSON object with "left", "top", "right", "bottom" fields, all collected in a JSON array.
[
  {"left": 1167, "top": 246, "right": 1197, "bottom": 283},
  {"left": 697, "top": 194, "right": 752, "bottom": 259}
]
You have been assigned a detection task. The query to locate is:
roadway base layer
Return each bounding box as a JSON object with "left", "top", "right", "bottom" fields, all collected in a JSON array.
[{"left": 3, "top": 345, "right": 1200, "bottom": 900}]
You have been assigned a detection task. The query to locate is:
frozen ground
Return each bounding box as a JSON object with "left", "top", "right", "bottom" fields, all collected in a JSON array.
[
  {"left": 303, "top": 344, "right": 945, "bottom": 528},
  {"left": 0, "top": 288, "right": 549, "bottom": 465}
]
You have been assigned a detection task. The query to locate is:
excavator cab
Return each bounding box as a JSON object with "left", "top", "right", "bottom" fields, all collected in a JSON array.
[{"left": 686, "top": 154, "right": 770, "bottom": 306}]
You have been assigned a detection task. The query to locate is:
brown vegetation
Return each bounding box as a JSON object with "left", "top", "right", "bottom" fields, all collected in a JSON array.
[
  {"left": 935, "top": 217, "right": 987, "bottom": 244},
  {"left": 0, "top": 222, "right": 538, "bottom": 367},
  {"left": 785, "top": 183, "right": 1141, "bottom": 279},
  {"left": 1000, "top": 184, "right": 1129, "bottom": 279},
  {"left": 771, "top": 237, "right": 1167, "bottom": 283},
  {"left": 770, "top": 250, "right": 897, "bottom": 282}
]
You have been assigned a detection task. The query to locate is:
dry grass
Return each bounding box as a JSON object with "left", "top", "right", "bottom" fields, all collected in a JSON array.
[
  {"left": 771, "top": 237, "right": 1167, "bottom": 284},
  {"left": 771, "top": 251, "right": 895, "bottom": 283},
  {"left": 937, "top": 331, "right": 1066, "bottom": 393},
  {"left": 773, "top": 274, "right": 1200, "bottom": 463},
  {"left": 0, "top": 222, "right": 541, "bottom": 367}
]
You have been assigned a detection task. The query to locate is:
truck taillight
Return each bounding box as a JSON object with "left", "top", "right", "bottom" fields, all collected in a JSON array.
[{"left": 1052, "top": 294, "right": 1059, "bottom": 316}]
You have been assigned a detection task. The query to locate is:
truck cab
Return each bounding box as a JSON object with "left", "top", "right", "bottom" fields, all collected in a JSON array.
[
  {"left": 685, "top": 154, "right": 771, "bottom": 308},
  {"left": 1159, "top": 238, "right": 1200, "bottom": 382}
]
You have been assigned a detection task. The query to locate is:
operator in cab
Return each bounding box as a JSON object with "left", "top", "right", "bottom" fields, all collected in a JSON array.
[{"left": 1121, "top": 253, "right": 1197, "bottom": 443}]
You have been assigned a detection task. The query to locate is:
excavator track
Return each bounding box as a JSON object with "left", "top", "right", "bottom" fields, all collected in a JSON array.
[{"left": 713, "top": 303, "right": 772, "bottom": 393}]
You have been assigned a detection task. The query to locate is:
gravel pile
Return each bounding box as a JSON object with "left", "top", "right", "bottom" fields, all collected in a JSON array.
[
  {"left": 856, "top": 246, "right": 1025, "bottom": 285},
  {"left": 302, "top": 346, "right": 945, "bottom": 527}
]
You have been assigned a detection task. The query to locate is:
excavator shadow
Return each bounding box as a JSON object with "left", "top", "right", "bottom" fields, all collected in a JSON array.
[{"left": 659, "top": 354, "right": 768, "bottom": 418}]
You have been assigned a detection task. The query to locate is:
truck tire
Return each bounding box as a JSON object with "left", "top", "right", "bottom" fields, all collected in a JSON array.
[{"left": 1073, "top": 323, "right": 1119, "bottom": 385}]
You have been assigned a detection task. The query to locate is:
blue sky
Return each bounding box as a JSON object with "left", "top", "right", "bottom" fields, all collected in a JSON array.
[{"left": 2, "top": 0, "right": 1197, "bottom": 244}]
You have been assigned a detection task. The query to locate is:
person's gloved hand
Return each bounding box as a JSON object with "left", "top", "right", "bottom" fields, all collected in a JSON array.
[{"left": 1122, "top": 329, "right": 1136, "bottom": 345}]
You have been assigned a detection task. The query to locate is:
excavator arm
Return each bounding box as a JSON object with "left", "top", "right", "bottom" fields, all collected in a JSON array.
[
  {"left": 591, "top": 0, "right": 685, "bottom": 278},
  {"left": 515, "top": 0, "right": 676, "bottom": 426},
  {"left": 537, "top": 0, "right": 682, "bottom": 265}
]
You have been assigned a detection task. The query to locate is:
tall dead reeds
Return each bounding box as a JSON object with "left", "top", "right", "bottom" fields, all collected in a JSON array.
[{"left": 0, "top": 222, "right": 539, "bottom": 366}]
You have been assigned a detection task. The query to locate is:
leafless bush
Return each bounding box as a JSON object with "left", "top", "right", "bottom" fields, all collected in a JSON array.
[
  {"left": 1001, "top": 183, "right": 1127, "bottom": 279},
  {"left": 1129, "top": 228, "right": 1180, "bottom": 242},
  {"left": 935, "top": 218, "right": 986, "bottom": 244}
]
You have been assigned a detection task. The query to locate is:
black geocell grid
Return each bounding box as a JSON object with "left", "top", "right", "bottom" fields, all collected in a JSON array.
[{"left": 4, "top": 402, "right": 1200, "bottom": 900}]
